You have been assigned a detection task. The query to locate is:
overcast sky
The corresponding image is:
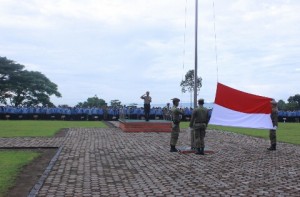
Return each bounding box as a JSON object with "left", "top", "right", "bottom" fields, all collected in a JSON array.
[{"left": 1, "top": 0, "right": 299, "bottom": 107}]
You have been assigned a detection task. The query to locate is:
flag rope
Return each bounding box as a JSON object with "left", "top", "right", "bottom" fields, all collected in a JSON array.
[
  {"left": 212, "top": 0, "right": 219, "bottom": 82},
  {"left": 181, "top": 0, "right": 189, "bottom": 99},
  {"left": 182, "top": 0, "right": 188, "bottom": 82}
]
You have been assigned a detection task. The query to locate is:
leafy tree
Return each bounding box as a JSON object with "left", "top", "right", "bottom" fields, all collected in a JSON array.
[
  {"left": 9, "top": 70, "right": 61, "bottom": 106},
  {"left": 76, "top": 95, "right": 107, "bottom": 108},
  {"left": 277, "top": 96, "right": 300, "bottom": 111},
  {"left": 287, "top": 94, "right": 300, "bottom": 110},
  {"left": 286, "top": 102, "right": 298, "bottom": 111},
  {"left": 0, "top": 57, "right": 24, "bottom": 103},
  {"left": 110, "top": 99, "right": 122, "bottom": 108},
  {"left": 180, "top": 69, "right": 202, "bottom": 93},
  {"left": 180, "top": 69, "right": 202, "bottom": 106},
  {"left": 277, "top": 100, "right": 286, "bottom": 111},
  {"left": 0, "top": 57, "right": 61, "bottom": 106}
]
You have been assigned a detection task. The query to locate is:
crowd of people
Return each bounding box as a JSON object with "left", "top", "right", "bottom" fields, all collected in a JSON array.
[
  {"left": 0, "top": 105, "right": 195, "bottom": 121},
  {"left": 278, "top": 110, "right": 300, "bottom": 122},
  {"left": 0, "top": 105, "right": 299, "bottom": 122}
]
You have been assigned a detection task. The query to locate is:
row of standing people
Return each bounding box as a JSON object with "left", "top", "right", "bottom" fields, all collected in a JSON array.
[
  {"left": 0, "top": 105, "right": 193, "bottom": 121},
  {"left": 0, "top": 104, "right": 294, "bottom": 122}
]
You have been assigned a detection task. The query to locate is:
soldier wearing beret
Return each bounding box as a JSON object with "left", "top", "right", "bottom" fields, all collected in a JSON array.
[
  {"left": 189, "top": 98, "right": 209, "bottom": 155},
  {"left": 170, "top": 98, "right": 184, "bottom": 152},
  {"left": 268, "top": 99, "right": 278, "bottom": 151}
]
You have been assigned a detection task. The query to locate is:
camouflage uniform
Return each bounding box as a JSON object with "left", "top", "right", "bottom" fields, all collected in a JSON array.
[
  {"left": 169, "top": 98, "right": 183, "bottom": 152},
  {"left": 170, "top": 106, "right": 183, "bottom": 146},
  {"left": 268, "top": 100, "right": 278, "bottom": 150},
  {"left": 189, "top": 99, "right": 209, "bottom": 155}
]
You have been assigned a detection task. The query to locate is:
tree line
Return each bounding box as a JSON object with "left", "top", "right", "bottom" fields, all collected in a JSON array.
[{"left": 277, "top": 95, "right": 300, "bottom": 111}]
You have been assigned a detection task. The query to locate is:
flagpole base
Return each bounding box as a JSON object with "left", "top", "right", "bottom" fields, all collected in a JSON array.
[
  {"left": 177, "top": 146, "right": 196, "bottom": 154},
  {"left": 177, "top": 146, "right": 214, "bottom": 154}
]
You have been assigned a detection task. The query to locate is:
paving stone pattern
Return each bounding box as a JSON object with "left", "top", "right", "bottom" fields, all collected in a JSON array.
[{"left": 1, "top": 124, "right": 300, "bottom": 197}]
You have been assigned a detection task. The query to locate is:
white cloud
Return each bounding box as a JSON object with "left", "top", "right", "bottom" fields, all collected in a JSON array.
[{"left": 0, "top": 0, "right": 299, "bottom": 106}]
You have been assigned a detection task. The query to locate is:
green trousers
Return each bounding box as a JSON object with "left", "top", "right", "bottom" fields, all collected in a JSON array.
[
  {"left": 194, "top": 128, "right": 206, "bottom": 148},
  {"left": 269, "top": 129, "right": 276, "bottom": 145},
  {"left": 170, "top": 124, "right": 180, "bottom": 146}
]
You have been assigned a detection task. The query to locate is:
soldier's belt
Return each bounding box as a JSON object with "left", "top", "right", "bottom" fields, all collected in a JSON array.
[{"left": 194, "top": 123, "right": 206, "bottom": 127}]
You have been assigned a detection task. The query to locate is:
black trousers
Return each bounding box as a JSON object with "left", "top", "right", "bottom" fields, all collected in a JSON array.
[{"left": 144, "top": 104, "right": 150, "bottom": 121}]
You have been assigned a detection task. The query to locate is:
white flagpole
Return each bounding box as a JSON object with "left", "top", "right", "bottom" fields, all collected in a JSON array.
[{"left": 194, "top": 0, "right": 198, "bottom": 109}]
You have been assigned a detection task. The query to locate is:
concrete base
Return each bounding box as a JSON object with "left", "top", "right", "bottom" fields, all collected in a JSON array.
[
  {"left": 177, "top": 146, "right": 196, "bottom": 154},
  {"left": 177, "top": 146, "right": 214, "bottom": 154},
  {"left": 119, "top": 119, "right": 172, "bottom": 132}
]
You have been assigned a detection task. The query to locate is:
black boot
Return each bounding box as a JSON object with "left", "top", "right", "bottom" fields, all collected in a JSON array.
[
  {"left": 267, "top": 144, "right": 276, "bottom": 151},
  {"left": 170, "top": 145, "right": 178, "bottom": 152},
  {"left": 200, "top": 147, "right": 205, "bottom": 155},
  {"left": 195, "top": 148, "right": 201, "bottom": 155}
]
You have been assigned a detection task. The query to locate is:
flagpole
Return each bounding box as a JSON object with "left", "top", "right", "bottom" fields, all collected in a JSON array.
[{"left": 194, "top": 0, "right": 198, "bottom": 109}]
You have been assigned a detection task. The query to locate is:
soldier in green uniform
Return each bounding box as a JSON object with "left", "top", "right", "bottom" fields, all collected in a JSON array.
[
  {"left": 170, "top": 98, "right": 184, "bottom": 152},
  {"left": 268, "top": 99, "right": 278, "bottom": 151},
  {"left": 189, "top": 99, "right": 209, "bottom": 155}
]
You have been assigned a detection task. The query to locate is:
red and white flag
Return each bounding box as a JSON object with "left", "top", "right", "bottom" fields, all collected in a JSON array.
[{"left": 209, "top": 83, "right": 273, "bottom": 129}]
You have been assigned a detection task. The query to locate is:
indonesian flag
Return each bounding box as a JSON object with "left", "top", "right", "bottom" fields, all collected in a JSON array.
[{"left": 209, "top": 83, "right": 273, "bottom": 129}]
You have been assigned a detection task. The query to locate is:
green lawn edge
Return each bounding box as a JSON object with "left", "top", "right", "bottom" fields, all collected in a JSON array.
[
  {"left": 181, "top": 122, "right": 300, "bottom": 145},
  {"left": 0, "top": 120, "right": 108, "bottom": 137},
  {"left": 0, "top": 151, "right": 40, "bottom": 197}
]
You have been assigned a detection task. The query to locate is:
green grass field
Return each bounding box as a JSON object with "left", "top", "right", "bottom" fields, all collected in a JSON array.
[
  {"left": 0, "top": 120, "right": 108, "bottom": 196},
  {"left": 0, "top": 120, "right": 107, "bottom": 137},
  {"left": 0, "top": 151, "right": 40, "bottom": 196},
  {"left": 181, "top": 122, "right": 300, "bottom": 145}
]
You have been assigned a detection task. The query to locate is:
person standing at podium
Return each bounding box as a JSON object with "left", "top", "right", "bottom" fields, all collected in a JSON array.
[{"left": 140, "top": 91, "right": 152, "bottom": 121}]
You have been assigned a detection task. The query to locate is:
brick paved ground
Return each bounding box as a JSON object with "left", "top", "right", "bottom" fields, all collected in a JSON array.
[{"left": 1, "top": 122, "right": 300, "bottom": 197}]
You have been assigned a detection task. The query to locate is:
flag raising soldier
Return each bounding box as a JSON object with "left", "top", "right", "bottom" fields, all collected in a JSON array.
[
  {"left": 189, "top": 98, "right": 209, "bottom": 155},
  {"left": 170, "top": 98, "right": 184, "bottom": 152},
  {"left": 268, "top": 99, "right": 278, "bottom": 151}
]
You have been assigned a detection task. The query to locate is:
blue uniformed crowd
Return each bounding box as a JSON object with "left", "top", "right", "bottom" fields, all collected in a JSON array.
[
  {"left": 0, "top": 105, "right": 203, "bottom": 121},
  {"left": 0, "top": 105, "right": 299, "bottom": 122},
  {"left": 278, "top": 110, "right": 300, "bottom": 122}
]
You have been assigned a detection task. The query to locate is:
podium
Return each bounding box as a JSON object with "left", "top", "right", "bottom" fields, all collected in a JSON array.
[{"left": 119, "top": 119, "right": 172, "bottom": 132}]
